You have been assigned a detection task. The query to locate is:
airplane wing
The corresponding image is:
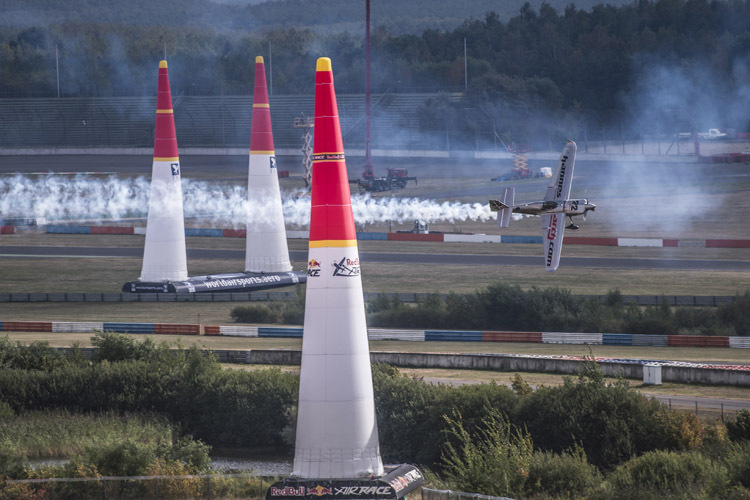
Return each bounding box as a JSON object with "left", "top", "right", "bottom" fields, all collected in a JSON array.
[
  {"left": 542, "top": 213, "right": 564, "bottom": 272},
  {"left": 544, "top": 140, "right": 577, "bottom": 202}
]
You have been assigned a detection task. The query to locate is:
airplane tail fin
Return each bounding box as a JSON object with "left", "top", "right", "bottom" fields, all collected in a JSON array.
[{"left": 489, "top": 187, "right": 514, "bottom": 228}]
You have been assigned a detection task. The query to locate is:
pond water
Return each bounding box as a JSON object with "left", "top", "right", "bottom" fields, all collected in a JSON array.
[{"left": 210, "top": 456, "right": 292, "bottom": 475}]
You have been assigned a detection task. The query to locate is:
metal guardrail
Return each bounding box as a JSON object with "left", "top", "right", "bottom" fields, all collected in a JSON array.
[{"left": 0, "top": 292, "right": 739, "bottom": 306}]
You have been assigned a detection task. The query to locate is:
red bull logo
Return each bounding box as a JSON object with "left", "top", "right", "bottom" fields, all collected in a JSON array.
[
  {"left": 332, "top": 256, "right": 360, "bottom": 277},
  {"left": 308, "top": 485, "right": 332, "bottom": 496},
  {"left": 270, "top": 486, "right": 305, "bottom": 497},
  {"left": 307, "top": 258, "right": 321, "bottom": 277}
]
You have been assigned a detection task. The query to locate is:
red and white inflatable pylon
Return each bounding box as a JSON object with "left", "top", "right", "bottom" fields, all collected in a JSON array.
[{"left": 292, "top": 57, "right": 385, "bottom": 479}]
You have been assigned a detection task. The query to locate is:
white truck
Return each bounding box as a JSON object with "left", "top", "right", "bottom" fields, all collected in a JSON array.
[{"left": 699, "top": 128, "right": 727, "bottom": 140}]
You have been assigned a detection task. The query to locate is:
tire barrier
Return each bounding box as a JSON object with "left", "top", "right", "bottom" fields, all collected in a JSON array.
[
  {"left": 425, "top": 330, "right": 483, "bottom": 342},
  {"left": 482, "top": 331, "right": 542, "bottom": 342},
  {"left": 2, "top": 321, "right": 52, "bottom": 332},
  {"left": 667, "top": 335, "right": 730, "bottom": 348},
  {"left": 0, "top": 292, "right": 740, "bottom": 307},
  {"left": 203, "top": 325, "right": 221, "bottom": 336},
  {"left": 632, "top": 334, "right": 669, "bottom": 347},
  {"left": 217, "top": 325, "right": 259, "bottom": 337},
  {"left": 37, "top": 224, "right": 750, "bottom": 248},
  {"left": 730, "top": 337, "right": 750, "bottom": 348},
  {"left": 101, "top": 322, "right": 155, "bottom": 334},
  {"left": 52, "top": 321, "right": 103, "bottom": 333},
  {"left": 603, "top": 333, "right": 633, "bottom": 345},
  {"left": 1, "top": 322, "right": 748, "bottom": 351},
  {"left": 542, "top": 332, "right": 603, "bottom": 344},
  {"left": 258, "top": 327, "right": 303, "bottom": 338},
  {"left": 368, "top": 329, "right": 426, "bottom": 341}
]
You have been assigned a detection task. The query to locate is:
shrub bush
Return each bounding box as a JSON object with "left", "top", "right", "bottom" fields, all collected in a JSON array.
[
  {"left": 727, "top": 409, "right": 750, "bottom": 442},
  {"left": 440, "top": 409, "right": 532, "bottom": 499},
  {"left": 0, "top": 343, "right": 299, "bottom": 450},
  {"left": 0, "top": 337, "right": 71, "bottom": 371},
  {"left": 230, "top": 304, "right": 280, "bottom": 324},
  {"left": 604, "top": 450, "right": 728, "bottom": 498},
  {"left": 718, "top": 292, "right": 750, "bottom": 336},
  {"left": 512, "top": 361, "right": 681, "bottom": 470},
  {"left": 230, "top": 287, "right": 306, "bottom": 325},
  {"left": 524, "top": 446, "right": 601, "bottom": 499},
  {"left": 723, "top": 442, "right": 750, "bottom": 489}
]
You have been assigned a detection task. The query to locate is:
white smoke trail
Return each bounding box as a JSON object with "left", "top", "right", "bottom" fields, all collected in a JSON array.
[{"left": 0, "top": 175, "right": 496, "bottom": 226}]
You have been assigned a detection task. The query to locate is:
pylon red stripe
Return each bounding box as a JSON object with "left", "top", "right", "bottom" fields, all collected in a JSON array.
[
  {"left": 154, "top": 62, "right": 179, "bottom": 159},
  {"left": 250, "top": 59, "right": 275, "bottom": 153},
  {"left": 309, "top": 60, "right": 356, "bottom": 243}
]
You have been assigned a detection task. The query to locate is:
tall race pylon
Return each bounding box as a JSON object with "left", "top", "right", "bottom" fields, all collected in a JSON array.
[
  {"left": 245, "top": 56, "right": 292, "bottom": 273},
  {"left": 292, "top": 57, "right": 384, "bottom": 479},
  {"left": 139, "top": 60, "right": 188, "bottom": 283}
]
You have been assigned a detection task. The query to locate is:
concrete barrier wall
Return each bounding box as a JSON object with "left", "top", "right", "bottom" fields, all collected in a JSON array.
[
  {"left": 247, "top": 350, "right": 750, "bottom": 386},
  {"left": 0, "top": 291, "right": 740, "bottom": 306},
  {"left": 39, "top": 346, "right": 750, "bottom": 386}
]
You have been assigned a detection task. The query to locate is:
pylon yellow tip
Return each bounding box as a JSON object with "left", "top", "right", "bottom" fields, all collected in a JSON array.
[
  {"left": 159, "top": 60, "right": 168, "bottom": 69},
  {"left": 316, "top": 57, "right": 332, "bottom": 72},
  {"left": 256, "top": 56, "right": 264, "bottom": 64}
]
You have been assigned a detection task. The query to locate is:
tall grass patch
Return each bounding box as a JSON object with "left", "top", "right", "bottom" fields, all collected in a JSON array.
[{"left": 0, "top": 411, "right": 175, "bottom": 459}]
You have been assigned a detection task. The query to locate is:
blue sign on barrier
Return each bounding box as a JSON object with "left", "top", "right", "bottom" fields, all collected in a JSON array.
[
  {"left": 425, "top": 330, "right": 483, "bottom": 342},
  {"left": 102, "top": 322, "right": 155, "bottom": 334},
  {"left": 185, "top": 228, "right": 223, "bottom": 237},
  {"left": 46, "top": 225, "right": 91, "bottom": 234},
  {"left": 258, "top": 327, "right": 303, "bottom": 338},
  {"left": 603, "top": 333, "right": 633, "bottom": 346},
  {"left": 356, "top": 232, "right": 388, "bottom": 240},
  {"left": 501, "top": 235, "right": 543, "bottom": 244}
]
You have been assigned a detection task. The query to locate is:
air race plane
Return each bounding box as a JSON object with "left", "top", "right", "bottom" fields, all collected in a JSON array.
[{"left": 489, "top": 140, "right": 596, "bottom": 272}]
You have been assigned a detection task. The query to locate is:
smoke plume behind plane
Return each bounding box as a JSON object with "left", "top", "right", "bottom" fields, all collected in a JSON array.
[{"left": 0, "top": 175, "right": 494, "bottom": 227}]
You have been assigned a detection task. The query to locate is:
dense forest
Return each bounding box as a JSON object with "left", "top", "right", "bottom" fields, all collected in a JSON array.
[
  {"left": 1, "top": 0, "right": 749, "bottom": 139},
  {"left": 1, "top": 0, "right": 636, "bottom": 34}
]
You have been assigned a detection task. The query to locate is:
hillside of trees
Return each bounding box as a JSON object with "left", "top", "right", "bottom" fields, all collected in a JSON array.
[
  {"left": 2, "top": 0, "right": 749, "bottom": 142},
  {"left": 1, "top": 0, "right": 636, "bottom": 33}
]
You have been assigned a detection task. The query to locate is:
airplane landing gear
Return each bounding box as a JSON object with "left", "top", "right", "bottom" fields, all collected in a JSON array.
[{"left": 566, "top": 217, "right": 579, "bottom": 230}]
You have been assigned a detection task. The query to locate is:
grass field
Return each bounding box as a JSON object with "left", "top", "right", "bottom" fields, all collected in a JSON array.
[{"left": 1, "top": 232, "right": 749, "bottom": 297}]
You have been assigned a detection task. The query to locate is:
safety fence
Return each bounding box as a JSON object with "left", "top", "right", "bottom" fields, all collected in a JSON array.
[
  {"left": 2, "top": 321, "right": 749, "bottom": 352},
  {"left": 0, "top": 292, "right": 740, "bottom": 307},
  {"left": 33, "top": 224, "right": 750, "bottom": 248}
]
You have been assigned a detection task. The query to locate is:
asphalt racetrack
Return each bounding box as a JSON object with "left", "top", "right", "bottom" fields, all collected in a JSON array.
[{"left": 2, "top": 245, "right": 750, "bottom": 271}]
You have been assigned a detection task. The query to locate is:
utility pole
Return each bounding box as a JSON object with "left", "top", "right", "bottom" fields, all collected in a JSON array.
[
  {"left": 463, "top": 37, "right": 468, "bottom": 90},
  {"left": 268, "top": 41, "right": 273, "bottom": 96},
  {"left": 55, "top": 44, "right": 60, "bottom": 98},
  {"left": 363, "top": 0, "right": 373, "bottom": 178}
]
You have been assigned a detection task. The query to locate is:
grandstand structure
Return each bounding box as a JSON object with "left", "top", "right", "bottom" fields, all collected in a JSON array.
[{"left": 0, "top": 93, "right": 463, "bottom": 151}]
